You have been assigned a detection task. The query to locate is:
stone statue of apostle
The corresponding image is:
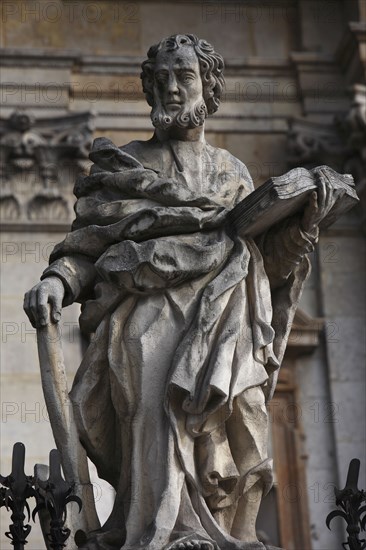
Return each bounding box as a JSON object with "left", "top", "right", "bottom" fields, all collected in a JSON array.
[{"left": 24, "top": 34, "right": 329, "bottom": 550}]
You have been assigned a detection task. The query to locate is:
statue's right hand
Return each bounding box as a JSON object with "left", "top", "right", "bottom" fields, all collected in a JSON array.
[{"left": 23, "top": 277, "right": 65, "bottom": 328}]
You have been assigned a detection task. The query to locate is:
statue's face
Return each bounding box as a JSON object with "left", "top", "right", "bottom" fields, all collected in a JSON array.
[
  {"left": 154, "top": 46, "right": 203, "bottom": 116},
  {"left": 151, "top": 46, "right": 207, "bottom": 130}
]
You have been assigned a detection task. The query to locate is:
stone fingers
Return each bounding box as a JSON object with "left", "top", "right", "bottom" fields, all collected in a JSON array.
[{"left": 23, "top": 289, "right": 37, "bottom": 328}]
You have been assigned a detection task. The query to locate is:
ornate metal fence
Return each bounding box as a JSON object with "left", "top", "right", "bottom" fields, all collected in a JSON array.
[{"left": 1, "top": 443, "right": 81, "bottom": 550}]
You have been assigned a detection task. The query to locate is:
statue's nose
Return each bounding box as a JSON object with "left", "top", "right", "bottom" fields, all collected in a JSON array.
[{"left": 167, "top": 74, "right": 179, "bottom": 95}]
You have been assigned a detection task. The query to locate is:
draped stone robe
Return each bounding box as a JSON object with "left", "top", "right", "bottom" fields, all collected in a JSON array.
[{"left": 42, "top": 135, "right": 313, "bottom": 549}]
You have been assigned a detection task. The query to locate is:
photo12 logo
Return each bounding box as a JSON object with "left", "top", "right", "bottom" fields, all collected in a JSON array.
[{"left": 1, "top": 2, "right": 139, "bottom": 24}]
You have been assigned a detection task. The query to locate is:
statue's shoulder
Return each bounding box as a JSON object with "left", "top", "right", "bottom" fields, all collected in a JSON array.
[
  {"left": 119, "top": 137, "right": 158, "bottom": 164},
  {"left": 119, "top": 137, "right": 161, "bottom": 169},
  {"left": 119, "top": 138, "right": 152, "bottom": 154}
]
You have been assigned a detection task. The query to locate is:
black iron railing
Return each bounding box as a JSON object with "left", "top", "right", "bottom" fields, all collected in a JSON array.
[
  {"left": 326, "top": 458, "right": 366, "bottom": 550},
  {"left": 1, "top": 443, "right": 81, "bottom": 550}
]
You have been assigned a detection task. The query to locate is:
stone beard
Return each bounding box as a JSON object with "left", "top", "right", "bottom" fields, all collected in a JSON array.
[{"left": 151, "top": 96, "right": 208, "bottom": 129}]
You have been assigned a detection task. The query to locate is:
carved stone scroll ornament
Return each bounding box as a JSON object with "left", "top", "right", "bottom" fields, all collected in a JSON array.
[
  {"left": 0, "top": 110, "right": 94, "bottom": 225},
  {"left": 0, "top": 194, "right": 21, "bottom": 220},
  {"left": 337, "top": 84, "right": 366, "bottom": 221},
  {"left": 23, "top": 34, "right": 357, "bottom": 550}
]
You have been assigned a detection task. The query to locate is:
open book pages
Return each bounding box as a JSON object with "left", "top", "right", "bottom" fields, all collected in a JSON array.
[{"left": 227, "top": 166, "right": 358, "bottom": 237}]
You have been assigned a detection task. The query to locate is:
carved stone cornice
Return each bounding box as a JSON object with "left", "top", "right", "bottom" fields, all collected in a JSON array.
[
  {"left": 0, "top": 110, "right": 94, "bottom": 229},
  {"left": 0, "top": 48, "right": 79, "bottom": 68},
  {"left": 290, "top": 52, "right": 349, "bottom": 118},
  {"left": 286, "top": 309, "right": 324, "bottom": 358}
]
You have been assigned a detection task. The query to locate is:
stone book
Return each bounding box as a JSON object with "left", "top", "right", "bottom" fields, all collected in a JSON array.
[{"left": 227, "top": 166, "right": 358, "bottom": 237}]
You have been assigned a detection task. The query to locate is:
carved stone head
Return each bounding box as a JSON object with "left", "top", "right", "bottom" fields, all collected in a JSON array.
[{"left": 141, "top": 34, "right": 225, "bottom": 130}]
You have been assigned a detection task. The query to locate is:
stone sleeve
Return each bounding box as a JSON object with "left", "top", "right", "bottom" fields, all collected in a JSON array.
[
  {"left": 258, "top": 217, "right": 318, "bottom": 290},
  {"left": 41, "top": 255, "right": 97, "bottom": 306}
]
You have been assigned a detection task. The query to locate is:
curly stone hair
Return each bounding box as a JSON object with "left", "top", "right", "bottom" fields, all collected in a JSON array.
[{"left": 141, "top": 34, "right": 225, "bottom": 115}]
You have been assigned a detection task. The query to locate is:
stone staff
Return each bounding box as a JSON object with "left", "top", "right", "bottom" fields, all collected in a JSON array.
[{"left": 36, "top": 311, "right": 100, "bottom": 546}]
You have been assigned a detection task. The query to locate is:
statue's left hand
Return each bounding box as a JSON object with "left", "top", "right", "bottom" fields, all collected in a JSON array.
[{"left": 301, "top": 170, "right": 336, "bottom": 241}]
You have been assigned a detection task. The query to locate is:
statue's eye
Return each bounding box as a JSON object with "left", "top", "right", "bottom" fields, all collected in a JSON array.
[
  {"left": 181, "top": 73, "right": 195, "bottom": 84},
  {"left": 155, "top": 73, "right": 168, "bottom": 84}
]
